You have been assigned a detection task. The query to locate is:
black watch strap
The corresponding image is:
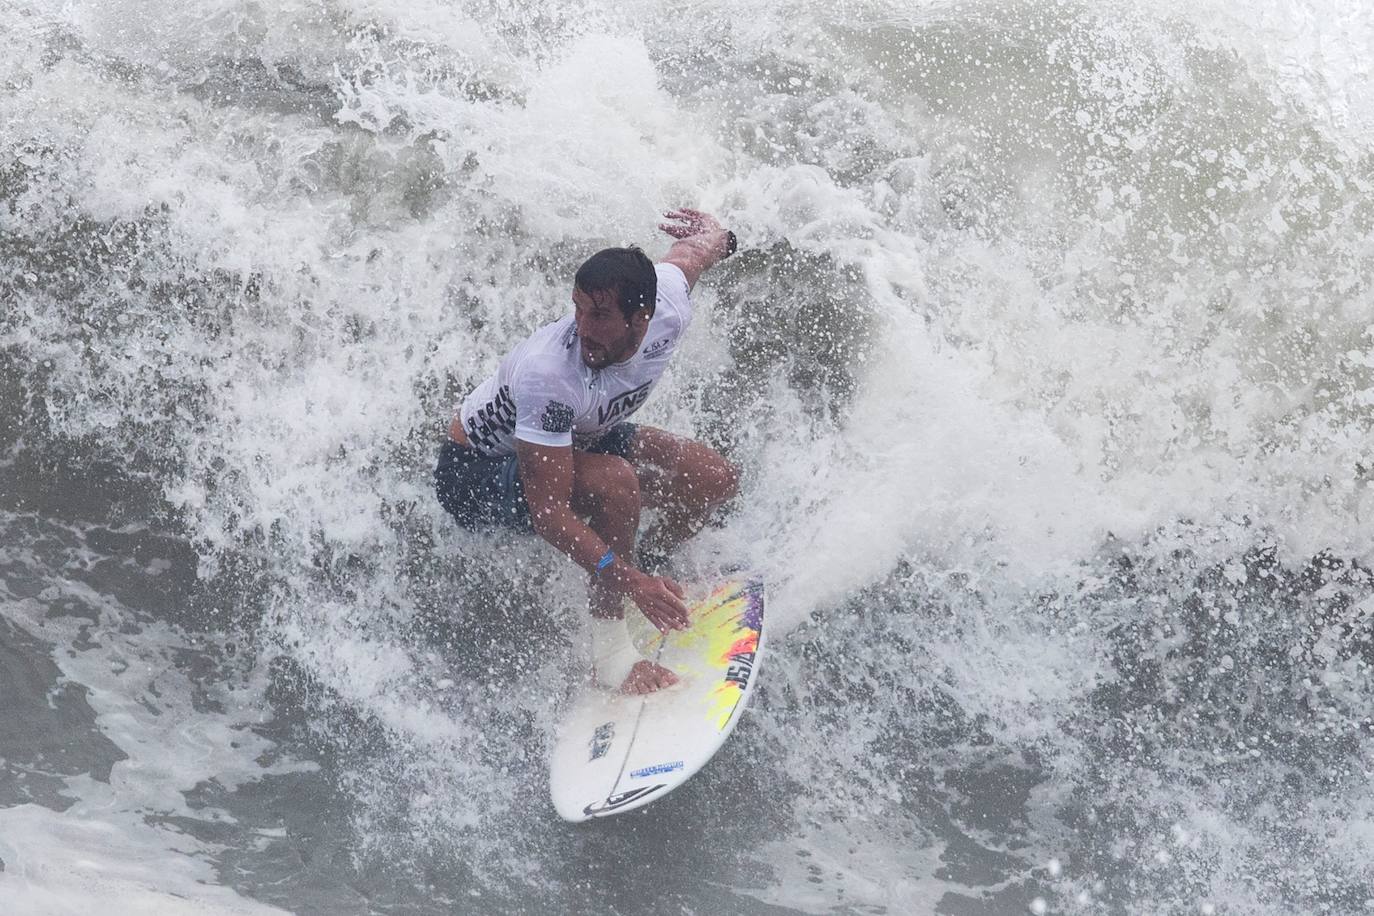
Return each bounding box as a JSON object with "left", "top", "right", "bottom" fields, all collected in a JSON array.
[{"left": 723, "top": 230, "right": 738, "bottom": 258}]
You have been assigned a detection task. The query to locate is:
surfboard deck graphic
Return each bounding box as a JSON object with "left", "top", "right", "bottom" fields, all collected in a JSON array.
[{"left": 549, "top": 576, "right": 766, "bottom": 822}]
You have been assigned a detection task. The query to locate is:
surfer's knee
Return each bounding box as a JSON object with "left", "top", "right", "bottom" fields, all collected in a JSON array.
[
  {"left": 575, "top": 453, "right": 641, "bottom": 515},
  {"left": 688, "top": 449, "right": 738, "bottom": 508},
  {"left": 712, "top": 454, "right": 740, "bottom": 504},
  {"left": 599, "top": 456, "right": 642, "bottom": 516}
]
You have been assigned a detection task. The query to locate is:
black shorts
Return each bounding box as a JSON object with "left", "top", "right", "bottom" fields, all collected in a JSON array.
[{"left": 433, "top": 423, "right": 639, "bottom": 531}]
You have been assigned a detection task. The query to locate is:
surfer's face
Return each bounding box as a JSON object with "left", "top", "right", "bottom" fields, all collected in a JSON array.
[{"left": 573, "top": 287, "right": 649, "bottom": 369}]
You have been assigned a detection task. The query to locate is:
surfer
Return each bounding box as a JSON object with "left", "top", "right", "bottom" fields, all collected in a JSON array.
[{"left": 435, "top": 208, "right": 740, "bottom": 695}]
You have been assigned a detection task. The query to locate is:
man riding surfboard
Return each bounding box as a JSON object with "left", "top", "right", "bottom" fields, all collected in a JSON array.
[{"left": 435, "top": 208, "right": 739, "bottom": 695}]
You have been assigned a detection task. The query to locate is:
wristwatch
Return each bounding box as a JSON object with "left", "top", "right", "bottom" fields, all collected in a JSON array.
[{"left": 723, "top": 230, "right": 738, "bottom": 258}]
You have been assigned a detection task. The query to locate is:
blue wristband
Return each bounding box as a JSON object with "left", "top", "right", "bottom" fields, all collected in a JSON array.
[{"left": 594, "top": 550, "right": 616, "bottom": 575}]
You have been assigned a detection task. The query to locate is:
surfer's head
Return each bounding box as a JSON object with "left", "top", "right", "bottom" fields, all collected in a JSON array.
[
  {"left": 572, "top": 247, "right": 656, "bottom": 369},
  {"left": 575, "top": 246, "right": 657, "bottom": 320}
]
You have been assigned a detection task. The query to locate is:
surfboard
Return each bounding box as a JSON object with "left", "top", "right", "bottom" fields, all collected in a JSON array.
[{"left": 549, "top": 575, "right": 765, "bottom": 822}]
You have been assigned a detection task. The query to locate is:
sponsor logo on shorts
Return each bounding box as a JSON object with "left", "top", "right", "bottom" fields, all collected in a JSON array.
[
  {"left": 598, "top": 381, "right": 652, "bottom": 425},
  {"left": 629, "top": 760, "right": 684, "bottom": 780},
  {"left": 587, "top": 722, "right": 615, "bottom": 761}
]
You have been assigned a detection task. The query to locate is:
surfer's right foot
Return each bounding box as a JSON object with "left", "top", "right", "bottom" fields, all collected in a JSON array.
[{"left": 619, "top": 660, "right": 678, "bottom": 695}]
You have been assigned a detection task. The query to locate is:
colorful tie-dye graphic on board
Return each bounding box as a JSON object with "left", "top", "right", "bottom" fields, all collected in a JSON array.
[{"left": 682, "top": 580, "right": 765, "bottom": 731}]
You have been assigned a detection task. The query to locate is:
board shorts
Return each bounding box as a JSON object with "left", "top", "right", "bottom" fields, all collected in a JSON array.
[{"left": 434, "top": 423, "right": 639, "bottom": 532}]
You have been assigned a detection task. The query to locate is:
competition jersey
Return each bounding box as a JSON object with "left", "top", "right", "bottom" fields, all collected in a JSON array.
[{"left": 456, "top": 263, "right": 692, "bottom": 456}]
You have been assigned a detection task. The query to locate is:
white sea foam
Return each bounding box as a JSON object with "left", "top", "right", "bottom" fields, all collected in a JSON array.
[{"left": 3, "top": 0, "right": 1372, "bottom": 910}]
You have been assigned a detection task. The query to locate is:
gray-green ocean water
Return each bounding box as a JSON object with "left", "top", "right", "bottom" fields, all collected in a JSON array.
[{"left": 2, "top": 0, "right": 1373, "bottom": 912}]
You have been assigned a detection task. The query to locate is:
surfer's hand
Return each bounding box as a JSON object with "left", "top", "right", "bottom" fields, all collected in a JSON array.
[
  {"left": 659, "top": 207, "right": 735, "bottom": 289},
  {"left": 659, "top": 207, "right": 721, "bottom": 237},
  {"left": 627, "top": 570, "right": 690, "bottom": 633},
  {"left": 659, "top": 208, "right": 730, "bottom": 256}
]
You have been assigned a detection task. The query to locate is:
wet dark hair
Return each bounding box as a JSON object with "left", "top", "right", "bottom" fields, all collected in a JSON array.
[{"left": 574, "top": 246, "right": 657, "bottom": 320}]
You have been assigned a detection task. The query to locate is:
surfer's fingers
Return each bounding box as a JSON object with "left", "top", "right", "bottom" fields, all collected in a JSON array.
[
  {"left": 659, "top": 593, "right": 688, "bottom": 627},
  {"left": 652, "top": 606, "right": 686, "bottom": 632},
  {"left": 662, "top": 209, "right": 713, "bottom": 230},
  {"left": 644, "top": 605, "right": 675, "bottom": 633},
  {"left": 662, "top": 577, "right": 686, "bottom": 600},
  {"left": 675, "top": 208, "right": 719, "bottom": 229}
]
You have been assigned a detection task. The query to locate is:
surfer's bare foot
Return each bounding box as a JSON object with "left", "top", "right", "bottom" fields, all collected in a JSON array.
[{"left": 619, "top": 660, "right": 678, "bottom": 695}]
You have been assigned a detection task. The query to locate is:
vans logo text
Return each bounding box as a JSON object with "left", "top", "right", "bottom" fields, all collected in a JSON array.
[{"left": 598, "top": 381, "right": 652, "bottom": 424}]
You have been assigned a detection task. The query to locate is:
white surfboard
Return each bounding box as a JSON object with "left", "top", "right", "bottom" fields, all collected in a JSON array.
[{"left": 549, "top": 576, "right": 765, "bottom": 822}]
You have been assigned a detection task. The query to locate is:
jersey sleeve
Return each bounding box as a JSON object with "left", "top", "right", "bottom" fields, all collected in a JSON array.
[
  {"left": 510, "top": 357, "right": 581, "bottom": 448},
  {"left": 655, "top": 262, "right": 693, "bottom": 327}
]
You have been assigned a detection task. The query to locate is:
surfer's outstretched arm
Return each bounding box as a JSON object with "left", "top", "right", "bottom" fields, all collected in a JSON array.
[
  {"left": 516, "top": 439, "right": 689, "bottom": 632},
  {"left": 658, "top": 207, "right": 736, "bottom": 291}
]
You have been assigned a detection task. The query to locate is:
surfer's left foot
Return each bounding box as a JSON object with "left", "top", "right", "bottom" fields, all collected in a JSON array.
[{"left": 619, "top": 660, "right": 678, "bottom": 695}]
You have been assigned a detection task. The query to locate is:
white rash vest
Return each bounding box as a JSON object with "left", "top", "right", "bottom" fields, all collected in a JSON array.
[{"left": 456, "top": 263, "right": 693, "bottom": 456}]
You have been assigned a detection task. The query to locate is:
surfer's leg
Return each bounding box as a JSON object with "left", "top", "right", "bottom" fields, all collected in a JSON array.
[
  {"left": 569, "top": 451, "right": 642, "bottom": 618},
  {"left": 434, "top": 442, "right": 533, "bottom": 530},
  {"left": 570, "top": 450, "right": 680, "bottom": 693},
  {"left": 626, "top": 426, "right": 739, "bottom": 557}
]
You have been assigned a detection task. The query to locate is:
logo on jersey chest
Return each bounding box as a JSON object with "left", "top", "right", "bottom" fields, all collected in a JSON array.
[
  {"left": 541, "top": 400, "right": 574, "bottom": 434},
  {"left": 598, "top": 381, "right": 652, "bottom": 425},
  {"left": 641, "top": 337, "right": 672, "bottom": 360}
]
